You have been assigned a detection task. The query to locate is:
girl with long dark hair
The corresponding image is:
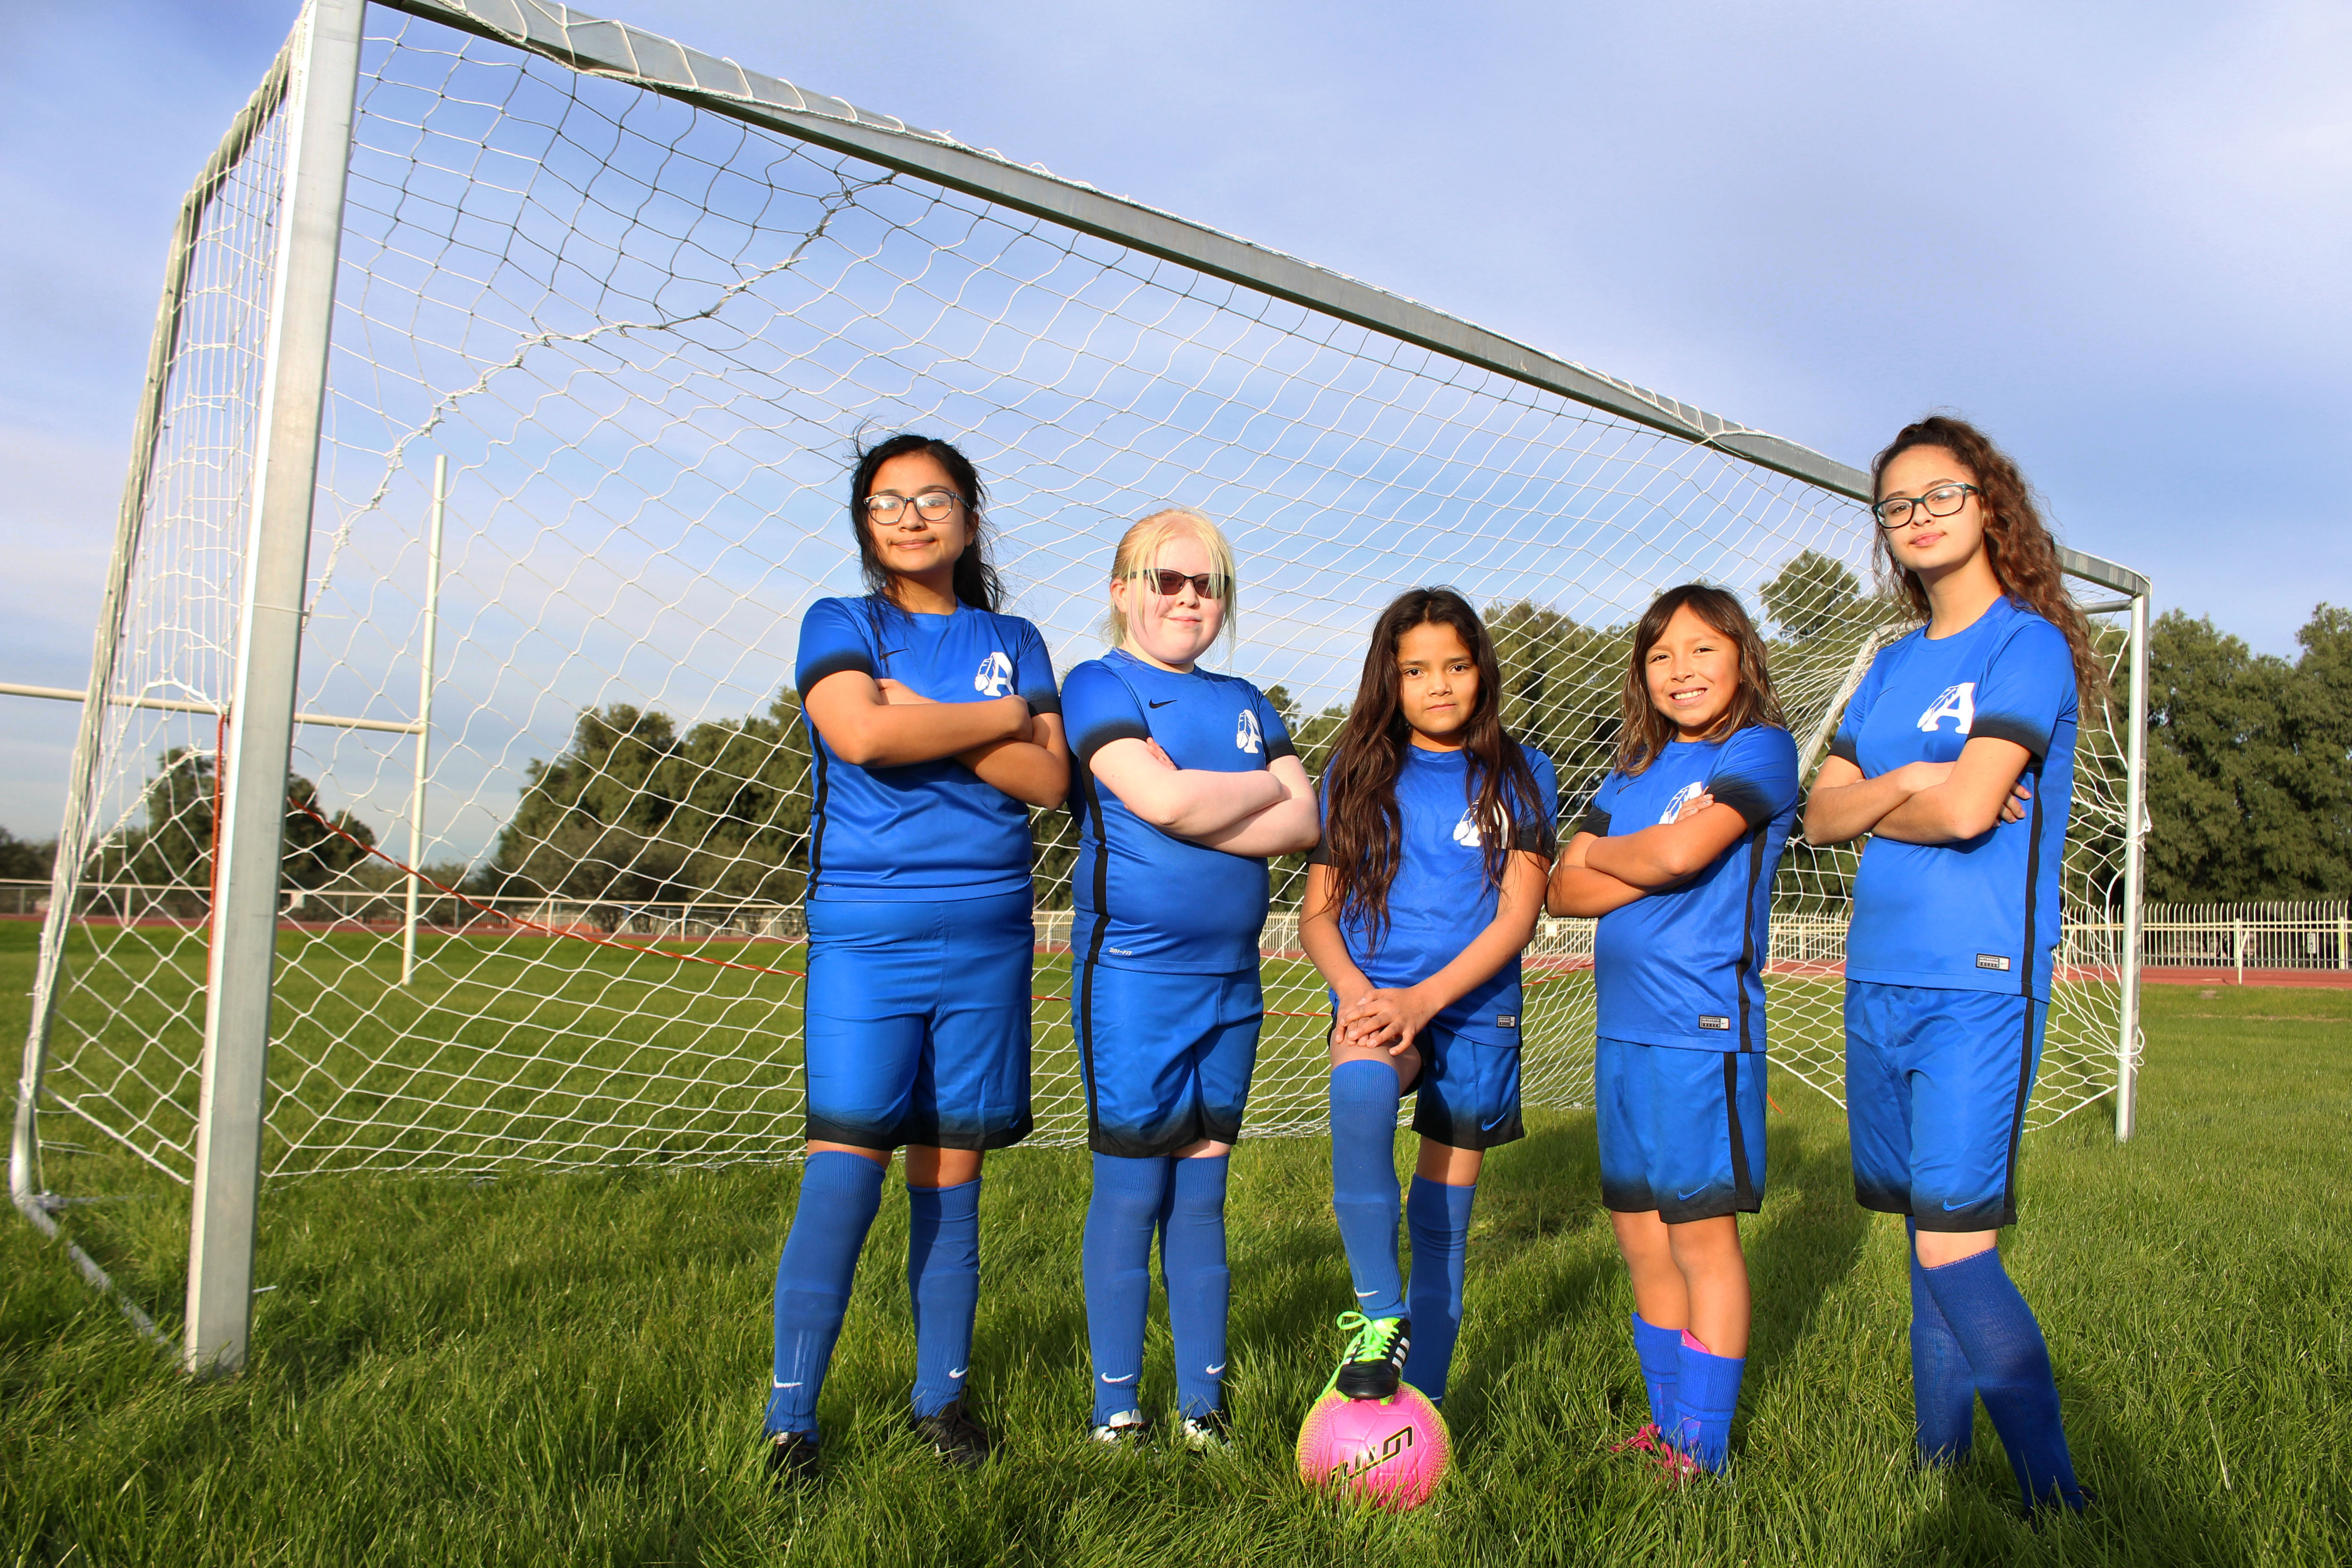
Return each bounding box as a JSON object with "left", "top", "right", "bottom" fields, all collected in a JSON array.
[
  {"left": 1548, "top": 584, "right": 1800, "bottom": 1477},
  {"left": 764, "top": 433, "right": 1069, "bottom": 1484},
  {"left": 1298, "top": 588, "right": 1558, "bottom": 1408},
  {"left": 1060, "top": 507, "right": 1321, "bottom": 1450},
  {"left": 1805, "top": 415, "right": 2098, "bottom": 1515}
]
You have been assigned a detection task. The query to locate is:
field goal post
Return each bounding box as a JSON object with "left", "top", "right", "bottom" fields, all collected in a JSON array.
[{"left": 12, "top": 0, "right": 2150, "bottom": 1376}]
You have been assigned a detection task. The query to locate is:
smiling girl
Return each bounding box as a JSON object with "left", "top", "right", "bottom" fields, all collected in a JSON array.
[
  {"left": 1058, "top": 507, "right": 1321, "bottom": 1449},
  {"left": 1805, "top": 416, "right": 2099, "bottom": 1516},
  {"left": 765, "top": 434, "right": 1069, "bottom": 1484},
  {"left": 1298, "top": 589, "right": 1558, "bottom": 1409},
  {"left": 1548, "top": 585, "right": 1800, "bottom": 1477}
]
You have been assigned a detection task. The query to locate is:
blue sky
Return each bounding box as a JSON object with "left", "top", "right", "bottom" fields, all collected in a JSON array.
[{"left": 3, "top": 0, "right": 2346, "bottom": 841}]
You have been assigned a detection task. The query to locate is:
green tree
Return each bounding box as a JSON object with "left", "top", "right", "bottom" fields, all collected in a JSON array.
[
  {"left": 0, "top": 825, "right": 55, "bottom": 883},
  {"left": 1761, "top": 548, "right": 1865, "bottom": 645},
  {"left": 488, "top": 697, "right": 813, "bottom": 920},
  {"left": 2147, "top": 605, "right": 2352, "bottom": 900}
]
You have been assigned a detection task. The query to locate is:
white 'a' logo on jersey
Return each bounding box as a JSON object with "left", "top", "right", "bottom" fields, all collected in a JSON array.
[
  {"left": 973, "top": 650, "right": 1013, "bottom": 697},
  {"left": 1658, "top": 780, "right": 1705, "bottom": 826},
  {"left": 1916, "top": 682, "right": 1977, "bottom": 734},
  {"left": 1235, "top": 706, "right": 1263, "bottom": 754},
  {"left": 1452, "top": 808, "right": 1481, "bottom": 846}
]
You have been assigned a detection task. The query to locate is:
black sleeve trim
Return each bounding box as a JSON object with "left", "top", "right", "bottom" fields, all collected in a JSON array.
[
  {"left": 798, "top": 650, "right": 878, "bottom": 690},
  {"left": 1828, "top": 733, "right": 1859, "bottom": 767},
  {"left": 1264, "top": 733, "right": 1298, "bottom": 761},
  {"left": 1072, "top": 718, "right": 1151, "bottom": 767},
  {"left": 1577, "top": 806, "right": 1612, "bottom": 839},
  {"left": 1512, "top": 821, "right": 1551, "bottom": 853},
  {"left": 1305, "top": 841, "right": 1331, "bottom": 866},
  {"left": 1968, "top": 713, "right": 2049, "bottom": 761},
  {"left": 1708, "top": 776, "right": 1778, "bottom": 832},
  {"left": 1021, "top": 687, "right": 1063, "bottom": 717}
]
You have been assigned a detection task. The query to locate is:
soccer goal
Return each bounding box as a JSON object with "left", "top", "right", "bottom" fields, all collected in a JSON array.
[{"left": 10, "top": 0, "right": 2150, "bottom": 1373}]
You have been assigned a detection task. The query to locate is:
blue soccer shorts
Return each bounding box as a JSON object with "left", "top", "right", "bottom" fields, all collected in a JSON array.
[
  {"left": 1596, "top": 1038, "right": 1767, "bottom": 1223},
  {"left": 802, "top": 890, "right": 1034, "bottom": 1151},
  {"left": 1405, "top": 1022, "right": 1525, "bottom": 1151},
  {"left": 1844, "top": 980, "right": 2044, "bottom": 1232},
  {"left": 1074, "top": 959, "right": 1261, "bottom": 1159}
]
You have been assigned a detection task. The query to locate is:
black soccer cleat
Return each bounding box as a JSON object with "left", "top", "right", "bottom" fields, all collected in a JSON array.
[
  {"left": 764, "top": 1429, "right": 820, "bottom": 1489},
  {"left": 910, "top": 1398, "right": 994, "bottom": 1469},
  {"left": 1331, "top": 1311, "right": 1411, "bottom": 1401}
]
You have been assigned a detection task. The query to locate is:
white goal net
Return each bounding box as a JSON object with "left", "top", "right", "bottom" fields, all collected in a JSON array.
[{"left": 15, "top": 0, "right": 2147, "bottom": 1245}]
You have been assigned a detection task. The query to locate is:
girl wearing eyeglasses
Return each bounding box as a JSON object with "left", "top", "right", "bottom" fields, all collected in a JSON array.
[
  {"left": 1548, "top": 584, "right": 1801, "bottom": 1478},
  {"left": 764, "top": 433, "right": 1069, "bottom": 1484},
  {"left": 1059, "top": 507, "right": 1321, "bottom": 1450},
  {"left": 1805, "top": 415, "right": 2101, "bottom": 1517},
  {"left": 1297, "top": 588, "right": 1557, "bottom": 1412}
]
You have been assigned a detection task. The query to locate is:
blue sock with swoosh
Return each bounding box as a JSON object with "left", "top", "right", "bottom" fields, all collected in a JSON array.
[
  {"left": 1920, "top": 1247, "right": 2083, "bottom": 1510},
  {"left": 1083, "top": 1153, "right": 1170, "bottom": 1426},
  {"left": 1159, "top": 1154, "right": 1232, "bottom": 1419},
  {"left": 1907, "top": 1219, "right": 1976, "bottom": 1463},
  {"left": 1328, "top": 1062, "right": 1406, "bottom": 1319},
  {"left": 1672, "top": 1332, "right": 1745, "bottom": 1473},
  {"left": 767, "top": 1151, "right": 886, "bottom": 1437},
  {"left": 1401, "top": 1176, "right": 1475, "bottom": 1401},
  {"left": 1631, "top": 1312, "right": 1682, "bottom": 1435},
  {"left": 906, "top": 1175, "right": 982, "bottom": 1419}
]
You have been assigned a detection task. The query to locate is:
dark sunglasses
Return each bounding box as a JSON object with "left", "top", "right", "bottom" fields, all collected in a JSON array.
[{"left": 1137, "top": 568, "right": 1231, "bottom": 599}]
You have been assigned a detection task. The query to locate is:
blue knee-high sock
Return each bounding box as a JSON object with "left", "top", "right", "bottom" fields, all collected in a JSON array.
[
  {"left": 1920, "top": 1248, "right": 2083, "bottom": 1510},
  {"left": 1400, "top": 1176, "right": 1475, "bottom": 1400},
  {"left": 767, "top": 1151, "right": 886, "bottom": 1436},
  {"left": 1907, "top": 1220, "right": 1975, "bottom": 1463},
  {"left": 1630, "top": 1312, "right": 1682, "bottom": 1435},
  {"left": 906, "top": 1176, "right": 982, "bottom": 1418},
  {"left": 1159, "top": 1154, "right": 1231, "bottom": 1419},
  {"left": 1328, "top": 1062, "right": 1405, "bottom": 1319},
  {"left": 1083, "top": 1153, "right": 1170, "bottom": 1426},
  {"left": 1672, "top": 1335, "right": 1746, "bottom": 1473}
]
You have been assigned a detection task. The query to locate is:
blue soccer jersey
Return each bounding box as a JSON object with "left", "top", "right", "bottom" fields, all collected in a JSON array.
[
  {"left": 1582, "top": 724, "right": 1801, "bottom": 1052},
  {"left": 1309, "top": 742, "right": 1560, "bottom": 1038},
  {"left": 1830, "top": 597, "right": 2078, "bottom": 999},
  {"left": 1061, "top": 648, "right": 1297, "bottom": 974},
  {"left": 795, "top": 594, "right": 1061, "bottom": 901}
]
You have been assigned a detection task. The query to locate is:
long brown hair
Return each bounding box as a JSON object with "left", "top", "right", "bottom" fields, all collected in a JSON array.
[
  {"left": 1317, "top": 588, "right": 1555, "bottom": 941},
  {"left": 1870, "top": 415, "right": 2107, "bottom": 698},
  {"left": 1615, "top": 585, "right": 1785, "bottom": 777}
]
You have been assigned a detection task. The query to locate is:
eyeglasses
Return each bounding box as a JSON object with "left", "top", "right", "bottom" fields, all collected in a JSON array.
[
  {"left": 864, "top": 489, "right": 964, "bottom": 524},
  {"left": 1136, "top": 568, "right": 1231, "bottom": 599},
  {"left": 1871, "top": 482, "right": 1978, "bottom": 530}
]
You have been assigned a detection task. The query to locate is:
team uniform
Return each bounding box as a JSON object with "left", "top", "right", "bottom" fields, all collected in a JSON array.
[
  {"left": 1312, "top": 740, "right": 1558, "bottom": 1407},
  {"left": 1062, "top": 647, "right": 1295, "bottom": 1435},
  {"left": 1832, "top": 593, "right": 2087, "bottom": 1512},
  {"left": 795, "top": 593, "right": 1060, "bottom": 1150},
  {"left": 1062, "top": 648, "right": 1297, "bottom": 1157},
  {"left": 1584, "top": 724, "right": 1801, "bottom": 1225},
  {"left": 1310, "top": 743, "right": 1560, "bottom": 1150},
  {"left": 763, "top": 592, "right": 1058, "bottom": 1457},
  {"left": 1830, "top": 594, "right": 2076, "bottom": 1231}
]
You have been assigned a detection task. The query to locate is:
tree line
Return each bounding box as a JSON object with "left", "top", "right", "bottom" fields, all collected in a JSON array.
[{"left": 67, "top": 567, "right": 2352, "bottom": 917}]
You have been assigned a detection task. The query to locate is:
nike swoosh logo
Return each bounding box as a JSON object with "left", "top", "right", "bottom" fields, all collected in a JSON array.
[
  {"left": 948, "top": 1368, "right": 967, "bottom": 1379},
  {"left": 1675, "top": 1187, "right": 1707, "bottom": 1202},
  {"left": 1100, "top": 1373, "right": 1136, "bottom": 1384},
  {"left": 880, "top": 649, "right": 907, "bottom": 659},
  {"left": 1148, "top": 697, "right": 1177, "bottom": 708},
  {"left": 772, "top": 1380, "right": 802, "bottom": 1389},
  {"left": 1356, "top": 1289, "right": 1378, "bottom": 1298},
  {"left": 1205, "top": 1364, "right": 1226, "bottom": 1375},
  {"left": 1941, "top": 1200, "right": 1972, "bottom": 1212}
]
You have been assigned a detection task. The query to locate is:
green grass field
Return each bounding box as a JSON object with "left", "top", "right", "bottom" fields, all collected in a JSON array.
[{"left": 4, "top": 918, "right": 2347, "bottom": 1566}]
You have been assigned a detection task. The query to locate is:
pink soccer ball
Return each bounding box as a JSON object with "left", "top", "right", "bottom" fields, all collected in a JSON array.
[{"left": 1295, "top": 1386, "right": 1452, "bottom": 1509}]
